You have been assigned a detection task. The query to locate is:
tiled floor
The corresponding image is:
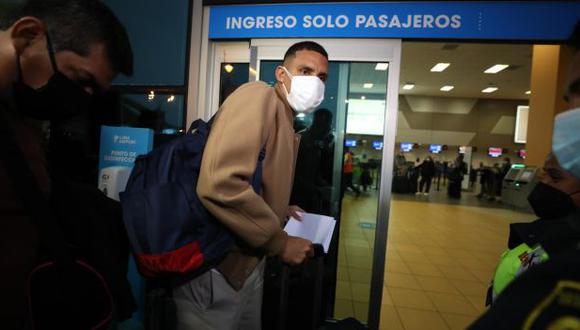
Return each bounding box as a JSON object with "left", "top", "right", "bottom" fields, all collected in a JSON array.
[{"left": 334, "top": 189, "right": 536, "bottom": 329}]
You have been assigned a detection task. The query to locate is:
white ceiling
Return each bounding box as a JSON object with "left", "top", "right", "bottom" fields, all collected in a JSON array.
[
  {"left": 349, "top": 42, "right": 533, "bottom": 101},
  {"left": 400, "top": 42, "right": 532, "bottom": 100}
]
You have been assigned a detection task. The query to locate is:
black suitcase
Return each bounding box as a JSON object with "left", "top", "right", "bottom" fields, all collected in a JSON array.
[{"left": 262, "top": 244, "right": 326, "bottom": 330}]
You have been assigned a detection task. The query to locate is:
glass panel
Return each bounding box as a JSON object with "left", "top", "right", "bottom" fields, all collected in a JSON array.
[
  {"left": 260, "top": 60, "right": 388, "bottom": 324},
  {"left": 219, "top": 63, "right": 250, "bottom": 106},
  {"left": 104, "top": 0, "right": 190, "bottom": 85},
  {"left": 338, "top": 63, "right": 387, "bottom": 323},
  {"left": 119, "top": 93, "right": 185, "bottom": 134}
]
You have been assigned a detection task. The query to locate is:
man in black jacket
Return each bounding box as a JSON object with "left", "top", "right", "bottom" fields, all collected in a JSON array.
[
  {"left": 291, "top": 108, "right": 334, "bottom": 215},
  {"left": 448, "top": 154, "right": 467, "bottom": 199},
  {"left": 0, "top": 1, "right": 135, "bottom": 327},
  {"left": 417, "top": 156, "right": 436, "bottom": 196}
]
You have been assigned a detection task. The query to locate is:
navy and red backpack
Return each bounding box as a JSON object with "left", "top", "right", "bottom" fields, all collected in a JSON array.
[{"left": 119, "top": 118, "right": 264, "bottom": 278}]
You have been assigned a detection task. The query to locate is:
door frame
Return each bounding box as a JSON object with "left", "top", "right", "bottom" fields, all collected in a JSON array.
[
  {"left": 192, "top": 7, "right": 401, "bottom": 325},
  {"left": 251, "top": 38, "right": 401, "bottom": 329}
]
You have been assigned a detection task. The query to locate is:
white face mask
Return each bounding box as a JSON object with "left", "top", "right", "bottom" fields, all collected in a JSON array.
[
  {"left": 553, "top": 106, "right": 580, "bottom": 178},
  {"left": 280, "top": 66, "right": 325, "bottom": 113}
]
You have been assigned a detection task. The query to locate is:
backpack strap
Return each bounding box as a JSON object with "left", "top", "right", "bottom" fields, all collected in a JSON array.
[
  {"left": 251, "top": 147, "right": 266, "bottom": 195},
  {"left": 188, "top": 115, "right": 217, "bottom": 134}
]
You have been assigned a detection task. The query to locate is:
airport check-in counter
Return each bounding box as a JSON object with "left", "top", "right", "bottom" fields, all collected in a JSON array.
[
  {"left": 501, "top": 166, "right": 524, "bottom": 207},
  {"left": 512, "top": 166, "right": 539, "bottom": 211}
]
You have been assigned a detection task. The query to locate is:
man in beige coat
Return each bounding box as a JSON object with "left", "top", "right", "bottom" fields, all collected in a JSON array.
[{"left": 171, "top": 41, "right": 329, "bottom": 329}]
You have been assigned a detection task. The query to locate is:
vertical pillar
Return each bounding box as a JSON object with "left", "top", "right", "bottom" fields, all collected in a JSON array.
[{"left": 525, "top": 45, "right": 574, "bottom": 167}]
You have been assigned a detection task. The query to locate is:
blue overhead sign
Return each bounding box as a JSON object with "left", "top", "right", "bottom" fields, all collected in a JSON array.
[{"left": 209, "top": 2, "right": 580, "bottom": 40}]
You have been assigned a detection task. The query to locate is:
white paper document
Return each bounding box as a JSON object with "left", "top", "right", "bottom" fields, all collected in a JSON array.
[{"left": 284, "top": 213, "right": 336, "bottom": 253}]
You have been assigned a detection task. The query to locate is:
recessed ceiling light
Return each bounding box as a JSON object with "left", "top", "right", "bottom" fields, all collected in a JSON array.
[
  {"left": 361, "top": 96, "right": 366, "bottom": 100},
  {"left": 525, "top": 90, "right": 531, "bottom": 95},
  {"left": 484, "top": 64, "right": 509, "bottom": 74},
  {"left": 363, "top": 83, "right": 374, "bottom": 89},
  {"left": 430, "top": 63, "right": 450, "bottom": 72},
  {"left": 224, "top": 64, "right": 234, "bottom": 73},
  {"left": 375, "top": 63, "right": 389, "bottom": 71},
  {"left": 402, "top": 84, "right": 415, "bottom": 90},
  {"left": 482, "top": 87, "right": 499, "bottom": 93},
  {"left": 440, "top": 85, "right": 454, "bottom": 92}
]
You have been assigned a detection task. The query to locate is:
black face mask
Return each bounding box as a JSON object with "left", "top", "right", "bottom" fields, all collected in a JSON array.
[
  {"left": 527, "top": 182, "right": 580, "bottom": 219},
  {"left": 12, "top": 35, "right": 92, "bottom": 121}
]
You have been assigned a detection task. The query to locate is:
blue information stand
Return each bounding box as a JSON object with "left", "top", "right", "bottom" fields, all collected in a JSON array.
[{"left": 98, "top": 126, "right": 154, "bottom": 325}]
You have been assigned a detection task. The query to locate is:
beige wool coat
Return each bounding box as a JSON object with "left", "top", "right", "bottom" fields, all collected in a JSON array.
[{"left": 197, "top": 81, "right": 300, "bottom": 290}]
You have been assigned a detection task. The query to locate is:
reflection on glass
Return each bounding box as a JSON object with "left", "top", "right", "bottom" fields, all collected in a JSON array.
[
  {"left": 291, "top": 109, "right": 335, "bottom": 215},
  {"left": 259, "top": 61, "right": 388, "bottom": 324},
  {"left": 338, "top": 63, "right": 387, "bottom": 323},
  {"left": 119, "top": 93, "right": 185, "bottom": 133},
  {"left": 104, "top": 0, "right": 190, "bottom": 86},
  {"left": 219, "top": 63, "right": 250, "bottom": 106}
]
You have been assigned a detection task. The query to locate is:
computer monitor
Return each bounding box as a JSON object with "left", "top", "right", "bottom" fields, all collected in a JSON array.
[
  {"left": 488, "top": 147, "right": 503, "bottom": 158},
  {"left": 345, "top": 139, "right": 357, "bottom": 147},
  {"left": 372, "top": 141, "right": 383, "bottom": 150},
  {"left": 429, "top": 144, "right": 442, "bottom": 154},
  {"left": 519, "top": 170, "right": 534, "bottom": 182},
  {"left": 400, "top": 142, "right": 413, "bottom": 152}
]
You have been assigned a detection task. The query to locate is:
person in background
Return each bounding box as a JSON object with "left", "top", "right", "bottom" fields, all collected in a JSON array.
[
  {"left": 434, "top": 160, "right": 442, "bottom": 189},
  {"left": 342, "top": 147, "right": 360, "bottom": 197},
  {"left": 447, "top": 154, "right": 467, "bottom": 199},
  {"left": 496, "top": 157, "right": 512, "bottom": 199},
  {"left": 501, "top": 157, "right": 512, "bottom": 179},
  {"left": 409, "top": 157, "right": 421, "bottom": 194},
  {"left": 291, "top": 108, "right": 334, "bottom": 215},
  {"left": 492, "top": 163, "right": 504, "bottom": 201},
  {"left": 442, "top": 161, "right": 449, "bottom": 186},
  {"left": 417, "top": 156, "right": 435, "bottom": 196},
  {"left": 395, "top": 152, "right": 407, "bottom": 168},
  {"left": 359, "top": 153, "right": 372, "bottom": 193},
  {"left": 477, "top": 162, "right": 491, "bottom": 199},
  {"left": 469, "top": 164, "right": 478, "bottom": 190}
]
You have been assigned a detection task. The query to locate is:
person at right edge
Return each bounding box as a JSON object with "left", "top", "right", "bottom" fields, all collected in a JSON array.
[
  {"left": 486, "top": 153, "right": 580, "bottom": 301},
  {"left": 469, "top": 21, "right": 580, "bottom": 330},
  {"left": 179, "top": 41, "right": 329, "bottom": 330}
]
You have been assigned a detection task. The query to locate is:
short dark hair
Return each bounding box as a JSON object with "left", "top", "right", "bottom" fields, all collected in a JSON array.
[
  {"left": 0, "top": 0, "right": 133, "bottom": 76},
  {"left": 283, "top": 41, "right": 328, "bottom": 64},
  {"left": 313, "top": 108, "right": 332, "bottom": 123}
]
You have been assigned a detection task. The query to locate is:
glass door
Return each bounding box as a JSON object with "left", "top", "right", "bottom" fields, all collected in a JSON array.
[
  {"left": 252, "top": 39, "right": 401, "bottom": 329},
  {"left": 203, "top": 41, "right": 251, "bottom": 118}
]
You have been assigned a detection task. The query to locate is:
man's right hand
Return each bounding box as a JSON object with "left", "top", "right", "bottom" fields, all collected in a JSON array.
[{"left": 281, "top": 236, "right": 314, "bottom": 265}]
